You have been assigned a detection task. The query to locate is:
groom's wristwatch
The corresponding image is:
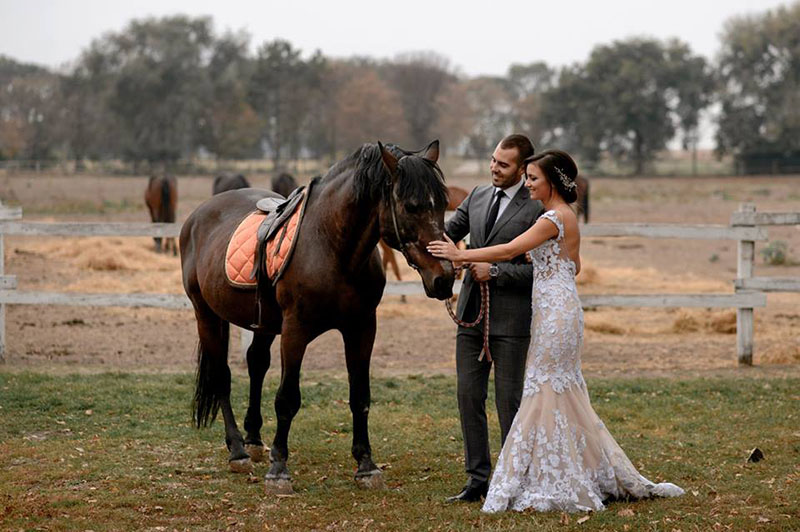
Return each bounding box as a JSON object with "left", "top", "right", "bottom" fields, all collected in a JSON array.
[{"left": 489, "top": 263, "right": 499, "bottom": 279}]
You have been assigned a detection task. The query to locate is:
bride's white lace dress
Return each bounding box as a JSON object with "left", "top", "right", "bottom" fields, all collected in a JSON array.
[{"left": 482, "top": 210, "right": 684, "bottom": 513}]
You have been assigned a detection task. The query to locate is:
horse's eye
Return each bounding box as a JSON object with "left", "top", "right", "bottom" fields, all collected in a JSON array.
[{"left": 405, "top": 203, "right": 421, "bottom": 214}]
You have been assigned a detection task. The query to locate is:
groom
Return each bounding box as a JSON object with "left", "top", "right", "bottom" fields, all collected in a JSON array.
[{"left": 443, "top": 134, "right": 543, "bottom": 502}]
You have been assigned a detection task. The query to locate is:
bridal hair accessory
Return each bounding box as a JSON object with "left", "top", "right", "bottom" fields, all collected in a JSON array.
[{"left": 555, "top": 166, "right": 577, "bottom": 190}]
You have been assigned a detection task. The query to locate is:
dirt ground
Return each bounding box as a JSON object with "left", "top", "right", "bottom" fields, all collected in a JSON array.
[{"left": 1, "top": 170, "right": 799, "bottom": 378}]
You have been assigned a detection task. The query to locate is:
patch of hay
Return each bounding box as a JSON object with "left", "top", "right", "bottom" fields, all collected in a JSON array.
[
  {"left": 585, "top": 319, "right": 625, "bottom": 335},
  {"left": 759, "top": 343, "right": 800, "bottom": 364},
  {"left": 707, "top": 311, "right": 737, "bottom": 334},
  {"left": 672, "top": 312, "right": 701, "bottom": 333},
  {"left": 21, "top": 237, "right": 178, "bottom": 273},
  {"left": 576, "top": 265, "right": 598, "bottom": 285}
]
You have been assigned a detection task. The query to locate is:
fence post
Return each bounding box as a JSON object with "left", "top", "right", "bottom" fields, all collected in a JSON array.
[{"left": 735, "top": 202, "right": 756, "bottom": 365}]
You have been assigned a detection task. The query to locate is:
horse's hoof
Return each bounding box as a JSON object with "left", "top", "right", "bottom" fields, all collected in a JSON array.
[
  {"left": 229, "top": 458, "right": 254, "bottom": 474},
  {"left": 245, "top": 444, "right": 268, "bottom": 463},
  {"left": 355, "top": 470, "right": 385, "bottom": 490},
  {"left": 264, "top": 477, "right": 293, "bottom": 495}
]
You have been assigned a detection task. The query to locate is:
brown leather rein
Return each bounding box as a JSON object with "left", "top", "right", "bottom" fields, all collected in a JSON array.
[{"left": 444, "top": 266, "right": 492, "bottom": 362}]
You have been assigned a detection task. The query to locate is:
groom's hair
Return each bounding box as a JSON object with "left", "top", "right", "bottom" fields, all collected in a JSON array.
[{"left": 499, "top": 134, "right": 535, "bottom": 166}]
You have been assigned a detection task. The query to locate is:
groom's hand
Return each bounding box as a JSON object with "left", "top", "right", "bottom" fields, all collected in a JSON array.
[{"left": 470, "top": 262, "right": 492, "bottom": 282}]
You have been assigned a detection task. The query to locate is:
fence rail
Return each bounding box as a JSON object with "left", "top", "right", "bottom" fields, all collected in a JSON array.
[{"left": 0, "top": 202, "right": 798, "bottom": 365}]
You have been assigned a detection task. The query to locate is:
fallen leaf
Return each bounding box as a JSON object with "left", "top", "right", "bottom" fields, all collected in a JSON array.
[
  {"left": 576, "top": 515, "right": 590, "bottom": 524},
  {"left": 559, "top": 513, "right": 570, "bottom": 525},
  {"left": 618, "top": 508, "right": 635, "bottom": 517}
]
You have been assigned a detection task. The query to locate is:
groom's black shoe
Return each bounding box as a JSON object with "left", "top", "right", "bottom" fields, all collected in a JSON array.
[{"left": 445, "top": 482, "right": 489, "bottom": 503}]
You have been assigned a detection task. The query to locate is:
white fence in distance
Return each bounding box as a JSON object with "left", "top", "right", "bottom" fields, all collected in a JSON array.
[{"left": 0, "top": 202, "right": 797, "bottom": 365}]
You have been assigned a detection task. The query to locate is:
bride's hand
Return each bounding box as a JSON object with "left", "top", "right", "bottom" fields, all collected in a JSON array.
[{"left": 427, "top": 234, "right": 462, "bottom": 261}]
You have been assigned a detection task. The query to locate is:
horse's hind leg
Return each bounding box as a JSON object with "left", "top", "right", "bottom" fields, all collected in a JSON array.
[
  {"left": 343, "top": 314, "right": 384, "bottom": 489},
  {"left": 244, "top": 332, "right": 274, "bottom": 463},
  {"left": 265, "top": 319, "right": 310, "bottom": 493},
  {"left": 193, "top": 309, "right": 251, "bottom": 473}
]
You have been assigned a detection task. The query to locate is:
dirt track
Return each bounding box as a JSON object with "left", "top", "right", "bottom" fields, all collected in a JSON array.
[{"left": 1, "top": 172, "right": 798, "bottom": 377}]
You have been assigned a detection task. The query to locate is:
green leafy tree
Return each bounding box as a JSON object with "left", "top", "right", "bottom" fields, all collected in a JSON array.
[
  {"left": 507, "top": 62, "right": 554, "bottom": 144},
  {"left": 0, "top": 56, "right": 60, "bottom": 163},
  {"left": 83, "top": 16, "right": 216, "bottom": 164},
  {"left": 200, "top": 32, "right": 262, "bottom": 160},
  {"left": 382, "top": 52, "right": 455, "bottom": 149},
  {"left": 248, "top": 39, "right": 326, "bottom": 165},
  {"left": 665, "top": 41, "right": 714, "bottom": 175},
  {"left": 543, "top": 38, "right": 711, "bottom": 174},
  {"left": 716, "top": 3, "right": 800, "bottom": 161}
]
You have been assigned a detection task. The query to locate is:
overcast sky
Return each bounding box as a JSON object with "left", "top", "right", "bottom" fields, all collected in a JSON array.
[{"left": 0, "top": 0, "right": 789, "bottom": 77}]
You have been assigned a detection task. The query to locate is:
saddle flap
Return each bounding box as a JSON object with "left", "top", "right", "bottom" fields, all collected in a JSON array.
[
  {"left": 255, "top": 197, "right": 283, "bottom": 213},
  {"left": 256, "top": 185, "right": 306, "bottom": 243}
]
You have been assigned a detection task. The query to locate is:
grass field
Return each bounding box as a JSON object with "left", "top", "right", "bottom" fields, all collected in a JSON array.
[{"left": 1, "top": 372, "right": 798, "bottom": 531}]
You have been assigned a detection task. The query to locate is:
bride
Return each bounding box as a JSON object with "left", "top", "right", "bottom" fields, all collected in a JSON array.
[{"left": 427, "top": 149, "right": 684, "bottom": 513}]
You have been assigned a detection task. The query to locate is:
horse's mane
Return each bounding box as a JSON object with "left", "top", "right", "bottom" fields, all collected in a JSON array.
[{"left": 325, "top": 143, "right": 448, "bottom": 210}]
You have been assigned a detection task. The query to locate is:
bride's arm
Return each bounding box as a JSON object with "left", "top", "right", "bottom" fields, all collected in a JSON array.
[{"left": 428, "top": 217, "right": 559, "bottom": 263}]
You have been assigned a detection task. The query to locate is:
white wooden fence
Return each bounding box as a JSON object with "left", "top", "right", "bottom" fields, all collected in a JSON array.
[{"left": 0, "top": 202, "right": 797, "bottom": 365}]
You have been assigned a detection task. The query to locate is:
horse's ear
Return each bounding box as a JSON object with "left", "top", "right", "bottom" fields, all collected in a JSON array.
[
  {"left": 378, "top": 141, "right": 398, "bottom": 177},
  {"left": 422, "top": 140, "right": 440, "bottom": 163}
]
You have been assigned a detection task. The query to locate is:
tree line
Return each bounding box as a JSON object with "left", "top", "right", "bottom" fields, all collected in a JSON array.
[{"left": 1, "top": 2, "right": 798, "bottom": 174}]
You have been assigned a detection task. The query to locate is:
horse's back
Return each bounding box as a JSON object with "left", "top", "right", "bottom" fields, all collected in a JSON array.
[{"left": 446, "top": 186, "right": 469, "bottom": 211}]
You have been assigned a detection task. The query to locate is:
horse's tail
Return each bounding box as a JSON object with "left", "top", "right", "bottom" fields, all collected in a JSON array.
[
  {"left": 160, "top": 177, "right": 173, "bottom": 223},
  {"left": 192, "top": 324, "right": 229, "bottom": 427}
]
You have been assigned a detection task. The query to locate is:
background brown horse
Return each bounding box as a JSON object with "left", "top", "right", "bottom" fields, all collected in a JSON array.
[
  {"left": 144, "top": 175, "right": 177, "bottom": 255},
  {"left": 379, "top": 184, "right": 469, "bottom": 281},
  {"left": 271, "top": 172, "right": 298, "bottom": 198},
  {"left": 575, "top": 175, "right": 590, "bottom": 223},
  {"left": 213, "top": 173, "right": 250, "bottom": 195},
  {"left": 180, "top": 141, "right": 454, "bottom": 491}
]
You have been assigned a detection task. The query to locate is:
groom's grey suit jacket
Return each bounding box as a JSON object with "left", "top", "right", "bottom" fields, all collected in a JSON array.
[{"left": 445, "top": 184, "right": 543, "bottom": 337}]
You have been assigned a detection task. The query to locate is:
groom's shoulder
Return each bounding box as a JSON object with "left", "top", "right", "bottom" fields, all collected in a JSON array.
[{"left": 471, "top": 184, "right": 493, "bottom": 196}]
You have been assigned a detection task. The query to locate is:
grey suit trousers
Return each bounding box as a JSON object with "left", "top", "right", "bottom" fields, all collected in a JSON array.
[{"left": 456, "top": 326, "right": 530, "bottom": 486}]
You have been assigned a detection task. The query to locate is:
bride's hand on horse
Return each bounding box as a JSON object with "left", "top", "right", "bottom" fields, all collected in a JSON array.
[{"left": 427, "top": 234, "right": 462, "bottom": 262}]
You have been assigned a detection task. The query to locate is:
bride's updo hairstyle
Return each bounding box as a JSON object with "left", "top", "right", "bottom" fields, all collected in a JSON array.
[{"left": 524, "top": 149, "right": 579, "bottom": 203}]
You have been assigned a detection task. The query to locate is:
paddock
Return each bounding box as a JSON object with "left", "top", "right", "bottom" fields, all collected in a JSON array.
[{"left": 0, "top": 173, "right": 797, "bottom": 373}]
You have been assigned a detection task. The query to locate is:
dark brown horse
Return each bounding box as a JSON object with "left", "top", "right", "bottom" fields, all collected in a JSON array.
[
  {"left": 144, "top": 175, "right": 177, "bottom": 255},
  {"left": 575, "top": 175, "right": 590, "bottom": 223},
  {"left": 379, "top": 185, "right": 470, "bottom": 281},
  {"left": 180, "top": 141, "right": 454, "bottom": 491},
  {"left": 271, "top": 172, "right": 298, "bottom": 198},
  {"left": 213, "top": 173, "right": 250, "bottom": 195}
]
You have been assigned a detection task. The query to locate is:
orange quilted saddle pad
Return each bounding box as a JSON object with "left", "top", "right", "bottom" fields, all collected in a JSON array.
[
  {"left": 225, "top": 212, "right": 266, "bottom": 287},
  {"left": 225, "top": 207, "right": 303, "bottom": 287}
]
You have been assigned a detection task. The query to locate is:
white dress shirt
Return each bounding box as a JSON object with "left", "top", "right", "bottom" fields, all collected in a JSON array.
[{"left": 493, "top": 177, "right": 525, "bottom": 220}]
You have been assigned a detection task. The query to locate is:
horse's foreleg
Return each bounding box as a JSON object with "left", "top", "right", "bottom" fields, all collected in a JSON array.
[
  {"left": 343, "top": 315, "right": 384, "bottom": 488},
  {"left": 266, "top": 320, "right": 308, "bottom": 492},
  {"left": 244, "top": 332, "right": 274, "bottom": 462},
  {"left": 195, "top": 312, "right": 250, "bottom": 472}
]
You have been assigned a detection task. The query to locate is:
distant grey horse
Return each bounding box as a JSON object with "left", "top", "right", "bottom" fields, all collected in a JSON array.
[{"left": 213, "top": 173, "right": 250, "bottom": 195}]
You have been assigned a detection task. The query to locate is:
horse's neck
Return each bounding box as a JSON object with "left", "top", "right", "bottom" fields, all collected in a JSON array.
[{"left": 315, "top": 174, "right": 381, "bottom": 272}]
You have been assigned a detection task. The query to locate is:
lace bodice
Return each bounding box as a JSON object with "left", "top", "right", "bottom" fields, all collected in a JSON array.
[
  {"left": 523, "top": 210, "right": 584, "bottom": 397},
  {"left": 529, "top": 210, "right": 577, "bottom": 284}
]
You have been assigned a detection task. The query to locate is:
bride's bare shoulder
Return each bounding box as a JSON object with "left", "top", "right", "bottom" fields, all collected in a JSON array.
[{"left": 558, "top": 206, "right": 579, "bottom": 228}]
